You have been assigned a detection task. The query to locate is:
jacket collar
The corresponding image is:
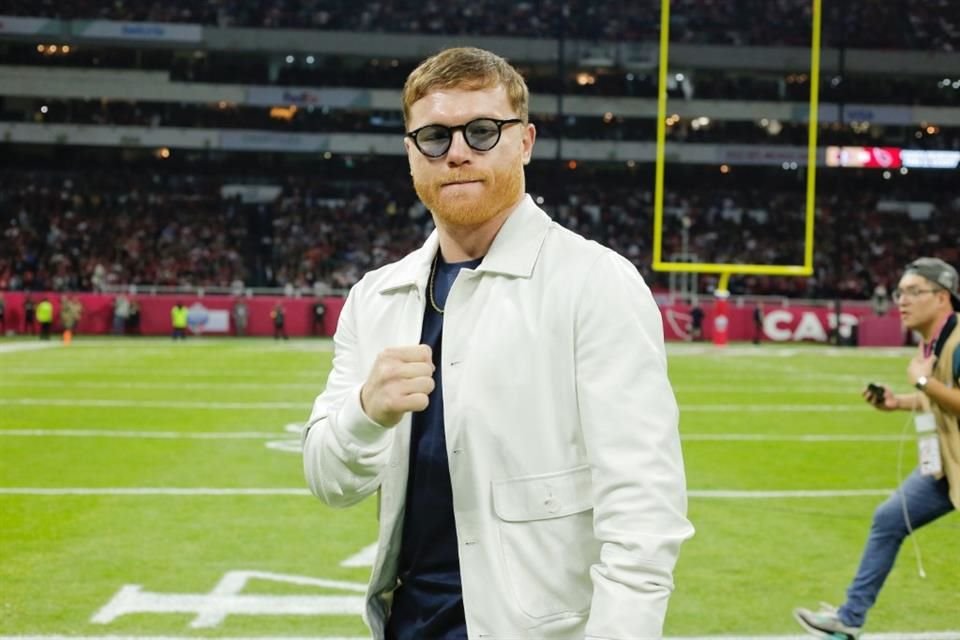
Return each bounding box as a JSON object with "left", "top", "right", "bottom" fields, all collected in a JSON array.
[{"left": 376, "top": 194, "right": 549, "bottom": 294}]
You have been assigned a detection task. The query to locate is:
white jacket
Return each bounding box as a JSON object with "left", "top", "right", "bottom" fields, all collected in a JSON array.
[{"left": 303, "top": 195, "right": 693, "bottom": 639}]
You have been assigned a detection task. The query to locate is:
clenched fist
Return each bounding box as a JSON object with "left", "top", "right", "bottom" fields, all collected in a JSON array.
[{"left": 360, "top": 345, "right": 436, "bottom": 427}]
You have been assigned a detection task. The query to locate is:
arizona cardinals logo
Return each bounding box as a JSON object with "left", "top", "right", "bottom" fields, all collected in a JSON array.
[{"left": 665, "top": 309, "right": 692, "bottom": 341}]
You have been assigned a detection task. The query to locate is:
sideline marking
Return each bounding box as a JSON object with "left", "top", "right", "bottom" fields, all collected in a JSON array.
[
  {"left": 340, "top": 543, "right": 378, "bottom": 568},
  {"left": 0, "top": 487, "right": 894, "bottom": 499}
]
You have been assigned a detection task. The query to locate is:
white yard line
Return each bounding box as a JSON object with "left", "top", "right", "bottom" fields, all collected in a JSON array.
[
  {"left": 0, "top": 398, "right": 305, "bottom": 409},
  {"left": 688, "top": 489, "right": 892, "bottom": 498},
  {"left": 0, "top": 487, "right": 896, "bottom": 498},
  {"left": 682, "top": 434, "right": 906, "bottom": 441},
  {"left": 0, "top": 429, "right": 285, "bottom": 439},
  {"left": 0, "top": 398, "right": 866, "bottom": 411},
  {"left": 0, "top": 380, "right": 320, "bottom": 390},
  {"left": 3, "top": 633, "right": 959, "bottom": 640},
  {"left": 0, "top": 429, "right": 901, "bottom": 443},
  {"left": 683, "top": 404, "right": 868, "bottom": 412},
  {"left": 6, "top": 368, "right": 321, "bottom": 378},
  {"left": 0, "top": 488, "right": 313, "bottom": 496},
  {"left": 0, "top": 342, "right": 60, "bottom": 354}
]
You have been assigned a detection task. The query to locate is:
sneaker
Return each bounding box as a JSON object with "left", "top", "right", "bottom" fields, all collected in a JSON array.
[{"left": 793, "top": 602, "right": 862, "bottom": 639}]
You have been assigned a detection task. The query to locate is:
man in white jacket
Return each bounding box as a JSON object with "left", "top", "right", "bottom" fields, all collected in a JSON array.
[{"left": 303, "top": 46, "right": 693, "bottom": 639}]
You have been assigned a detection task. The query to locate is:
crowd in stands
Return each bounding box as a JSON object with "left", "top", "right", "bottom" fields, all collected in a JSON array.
[
  {"left": 7, "top": 0, "right": 960, "bottom": 51},
  {"left": 7, "top": 39, "right": 960, "bottom": 108},
  {"left": 9, "top": 98, "right": 959, "bottom": 151},
  {"left": 2, "top": 161, "right": 959, "bottom": 301}
]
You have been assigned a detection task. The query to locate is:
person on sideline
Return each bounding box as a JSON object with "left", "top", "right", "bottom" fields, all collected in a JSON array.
[
  {"left": 35, "top": 297, "right": 54, "bottom": 340},
  {"left": 171, "top": 301, "right": 188, "bottom": 340},
  {"left": 795, "top": 257, "right": 960, "bottom": 639},
  {"left": 302, "top": 47, "right": 692, "bottom": 640},
  {"left": 271, "top": 302, "right": 288, "bottom": 340}
]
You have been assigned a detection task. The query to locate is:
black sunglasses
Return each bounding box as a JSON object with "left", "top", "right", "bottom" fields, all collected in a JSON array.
[{"left": 406, "top": 117, "right": 523, "bottom": 158}]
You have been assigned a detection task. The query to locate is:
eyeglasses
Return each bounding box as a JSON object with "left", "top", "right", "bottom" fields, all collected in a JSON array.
[
  {"left": 405, "top": 117, "right": 523, "bottom": 158},
  {"left": 892, "top": 287, "right": 941, "bottom": 303}
]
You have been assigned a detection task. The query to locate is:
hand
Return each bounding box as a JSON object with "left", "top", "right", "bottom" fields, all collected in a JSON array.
[
  {"left": 907, "top": 344, "right": 936, "bottom": 387},
  {"left": 360, "top": 345, "right": 435, "bottom": 427},
  {"left": 862, "top": 384, "right": 896, "bottom": 411}
]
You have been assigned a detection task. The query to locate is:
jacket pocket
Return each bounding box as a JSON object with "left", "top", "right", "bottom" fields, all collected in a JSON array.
[{"left": 492, "top": 465, "right": 598, "bottom": 620}]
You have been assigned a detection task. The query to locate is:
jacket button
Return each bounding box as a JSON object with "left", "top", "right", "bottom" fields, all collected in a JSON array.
[{"left": 544, "top": 497, "right": 559, "bottom": 513}]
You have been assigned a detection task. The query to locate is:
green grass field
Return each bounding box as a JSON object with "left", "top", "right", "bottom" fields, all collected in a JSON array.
[{"left": 1, "top": 337, "right": 957, "bottom": 637}]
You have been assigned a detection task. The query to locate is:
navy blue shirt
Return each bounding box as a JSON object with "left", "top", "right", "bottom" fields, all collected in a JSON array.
[{"left": 386, "top": 254, "right": 482, "bottom": 640}]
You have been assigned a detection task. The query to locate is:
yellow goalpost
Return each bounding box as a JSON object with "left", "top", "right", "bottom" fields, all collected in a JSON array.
[{"left": 651, "top": 0, "right": 823, "bottom": 292}]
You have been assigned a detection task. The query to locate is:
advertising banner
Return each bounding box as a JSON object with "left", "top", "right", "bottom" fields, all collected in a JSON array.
[
  {"left": 1, "top": 293, "right": 905, "bottom": 346},
  {"left": 0, "top": 16, "right": 58, "bottom": 35},
  {"left": 73, "top": 20, "right": 202, "bottom": 42}
]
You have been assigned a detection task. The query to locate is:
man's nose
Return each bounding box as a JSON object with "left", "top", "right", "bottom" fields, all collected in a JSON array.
[{"left": 445, "top": 130, "right": 472, "bottom": 165}]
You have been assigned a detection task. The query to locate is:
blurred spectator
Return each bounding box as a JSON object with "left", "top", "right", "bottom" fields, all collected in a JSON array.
[
  {"left": 270, "top": 301, "right": 288, "bottom": 340},
  {"left": 113, "top": 294, "right": 130, "bottom": 334},
  {"left": 36, "top": 296, "right": 53, "bottom": 340},
  {"left": 23, "top": 296, "right": 36, "bottom": 334},
  {"left": 171, "top": 301, "right": 188, "bottom": 339},
  {"left": 60, "top": 294, "right": 82, "bottom": 337},
  {"left": 127, "top": 299, "right": 141, "bottom": 334},
  {"left": 232, "top": 298, "right": 249, "bottom": 336}
]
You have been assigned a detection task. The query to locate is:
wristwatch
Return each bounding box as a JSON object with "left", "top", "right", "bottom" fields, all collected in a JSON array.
[{"left": 915, "top": 375, "right": 929, "bottom": 391}]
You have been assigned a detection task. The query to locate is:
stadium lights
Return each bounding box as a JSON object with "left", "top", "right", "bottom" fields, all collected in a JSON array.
[
  {"left": 39, "top": 105, "right": 48, "bottom": 114},
  {"left": 38, "top": 43, "right": 71, "bottom": 56},
  {"left": 602, "top": 112, "right": 614, "bottom": 123},
  {"left": 269, "top": 105, "right": 297, "bottom": 121},
  {"left": 323, "top": 151, "right": 332, "bottom": 160},
  {"left": 285, "top": 55, "right": 295, "bottom": 64},
  {"left": 306, "top": 55, "right": 315, "bottom": 64},
  {"left": 575, "top": 72, "right": 596, "bottom": 86},
  {"left": 720, "top": 164, "right": 730, "bottom": 174},
  {"left": 157, "top": 148, "right": 171, "bottom": 159},
  {"left": 690, "top": 116, "right": 710, "bottom": 130}
]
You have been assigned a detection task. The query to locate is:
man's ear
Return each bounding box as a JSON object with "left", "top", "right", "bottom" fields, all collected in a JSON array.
[{"left": 521, "top": 122, "right": 536, "bottom": 165}]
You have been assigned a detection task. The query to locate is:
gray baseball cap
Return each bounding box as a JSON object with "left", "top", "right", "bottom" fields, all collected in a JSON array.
[{"left": 904, "top": 257, "right": 960, "bottom": 310}]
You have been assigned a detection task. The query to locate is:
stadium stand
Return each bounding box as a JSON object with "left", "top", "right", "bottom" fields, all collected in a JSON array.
[{"left": 2, "top": 0, "right": 959, "bottom": 313}]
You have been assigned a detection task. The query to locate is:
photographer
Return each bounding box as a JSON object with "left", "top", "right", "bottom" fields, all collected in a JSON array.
[{"left": 794, "top": 257, "right": 960, "bottom": 639}]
